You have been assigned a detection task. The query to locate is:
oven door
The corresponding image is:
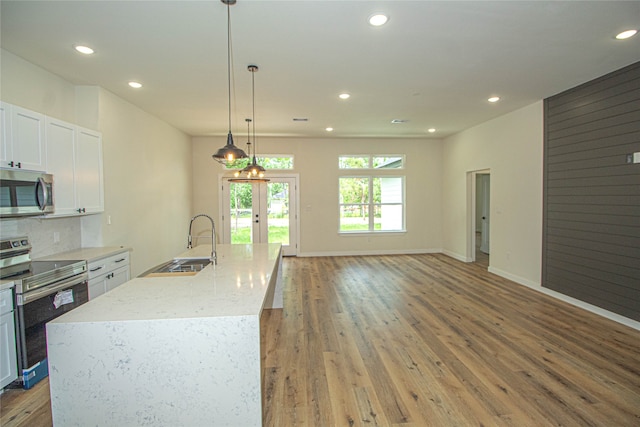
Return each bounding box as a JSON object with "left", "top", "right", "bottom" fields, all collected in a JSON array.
[{"left": 15, "top": 274, "right": 88, "bottom": 388}]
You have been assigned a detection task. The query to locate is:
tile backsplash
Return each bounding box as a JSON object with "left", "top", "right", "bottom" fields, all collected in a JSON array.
[{"left": 0, "top": 216, "right": 82, "bottom": 258}]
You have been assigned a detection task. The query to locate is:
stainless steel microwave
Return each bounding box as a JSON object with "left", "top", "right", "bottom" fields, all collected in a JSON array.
[{"left": 0, "top": 169, "right": 54, "bottom": 217}]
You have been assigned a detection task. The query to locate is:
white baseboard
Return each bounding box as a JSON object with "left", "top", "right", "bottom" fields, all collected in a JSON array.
[
  {"left": 488, "top": 266, "right": 640, "bottom": 331},
  {"left": 442, "top": 250, "right": 471, "bottom": 263}
]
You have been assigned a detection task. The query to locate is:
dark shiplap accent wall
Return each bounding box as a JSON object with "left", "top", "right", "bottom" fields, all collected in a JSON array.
[{"left": 543, "top": 61, "right": 640, "bottom": 321}]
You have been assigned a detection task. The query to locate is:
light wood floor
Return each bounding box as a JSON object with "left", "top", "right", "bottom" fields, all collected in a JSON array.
[
  {"left": 261, "top": 254, "right": 640, "bottom": 426},
  {"left": 475, "top": 231, "right": 489, "bottom": 268},
  {"left": 2, "top": 254, "right": 639, "bottom": 426}
]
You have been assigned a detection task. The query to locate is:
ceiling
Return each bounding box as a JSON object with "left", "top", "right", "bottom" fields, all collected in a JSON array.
[{"left": 1, "top": 1, "right": 639, "bottom": 139}]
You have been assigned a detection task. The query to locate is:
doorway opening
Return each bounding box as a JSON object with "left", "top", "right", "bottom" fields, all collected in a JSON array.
[
  {"left": 468, "top": 169, "right": 490, "bottom": 268},
  {"left": 220, "top": 175, "right": 299, "bottom": 256}
]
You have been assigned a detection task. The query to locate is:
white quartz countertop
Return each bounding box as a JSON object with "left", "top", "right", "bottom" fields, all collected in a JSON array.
[
  {"left": 36, "top": 246, "right": 131, "bottom": 263},
  {"left": 50, "top": 243, "right": 281, "bottom": 324}
]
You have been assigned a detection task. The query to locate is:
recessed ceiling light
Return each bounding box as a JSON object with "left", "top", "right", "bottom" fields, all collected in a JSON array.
[
  {"left": 128, "top": 81, "right": 143, "bottom": 89},
  {"left": 338, "top": 93, "right": 350, "bottom": 100},
  {"left": 325, "top": 127, "right": 334, "bottom": 132},
  {"left": 74, "top": 45, "right": 94, "bottom": 55},
  {"left": 368, "top": 13, "right": 388, "bottom": 27},
  {"left": 428, "top": 128, "right": 436, "bottom": 133},
  {"left": 615, "top": 29, "right": 638, "bottom": 40},
  {"left": 488, "top": 96, "right": 500, "bottom": 103}
]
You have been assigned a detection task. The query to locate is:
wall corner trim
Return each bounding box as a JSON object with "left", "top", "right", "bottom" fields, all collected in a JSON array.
[{"left": 442, "top": 250, "right": 470, "bottom": 263}]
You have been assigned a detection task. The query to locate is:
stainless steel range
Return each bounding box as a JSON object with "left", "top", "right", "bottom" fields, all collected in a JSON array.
[{"left": 0, "top": 236, "right": 88, "bottom": 389}]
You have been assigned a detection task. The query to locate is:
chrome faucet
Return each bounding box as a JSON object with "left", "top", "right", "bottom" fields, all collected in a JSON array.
[{"left": 187, "top": 214, "right": 217, "bottom": 265}]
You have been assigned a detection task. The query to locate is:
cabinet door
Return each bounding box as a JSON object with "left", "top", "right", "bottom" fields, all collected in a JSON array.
[
  {"left": 45, "top": 117, "right": 78, "bottom": 216},
  {"left": 0, "top": 102, "right": 13, "bottom": 167},
  {"left": 75, "top": 128, "right": 104, "bottom": 214},
  {"left": 0, "top": 311, "right": 18, "bottom": 389},
  {"left": 11, "top": 106, "right": 46, "bottom": 171},
  {"left": 106, "top": 266, "right": 130, "bottom": 292},
  {"left": 88, "top": 277, "right": 106, "bottom": 300}
]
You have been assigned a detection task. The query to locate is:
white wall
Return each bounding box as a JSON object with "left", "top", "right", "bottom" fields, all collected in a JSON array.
[
  {"left": 0, "top": 49, "right": 192, "bottom": 276},
  {"left": 85, "top": 88, "right": 193, "bottom": 276},
  {"left": 442, "top": 101, "right": 544, "bottom": 287},
  {"left": 192, "top": 136, "right": 444, "bottom": 255}
]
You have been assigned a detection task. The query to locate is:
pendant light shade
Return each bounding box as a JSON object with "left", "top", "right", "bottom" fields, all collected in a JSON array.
[
  {"left": 212, "top": 0, "right": 248, "bottom": 165},
  {"left": 214, "top": 132, "right": 247, "bottom": 164}
]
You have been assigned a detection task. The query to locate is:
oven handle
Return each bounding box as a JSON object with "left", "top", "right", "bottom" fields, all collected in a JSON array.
[{"left": 17, "top": 273, "right": 88, "bottom": 305}]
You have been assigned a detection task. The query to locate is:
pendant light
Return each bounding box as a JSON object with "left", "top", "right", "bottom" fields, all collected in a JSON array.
[
  {"left": 242, "top": 64, "right": 267, "bottom": 178},
  {"left": 212, "top": 0, "right": 248, "bottom": 165}
]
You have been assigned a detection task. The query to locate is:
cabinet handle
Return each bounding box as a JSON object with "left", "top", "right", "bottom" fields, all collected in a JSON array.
[
  {"left": 115, "top": 258, "right": 126, "bottom": 263},
  {"left": 77, "top": 208, "right": 86, "bottom": 213},
  {"left": 90, "top": 266, "right": 103, "bottom": 272},
  {"left": 107, "top": 273, "right": 114, "bottom": 279},
  {"left": 9, "top": 161, "right": 21, "bottom": 168}
]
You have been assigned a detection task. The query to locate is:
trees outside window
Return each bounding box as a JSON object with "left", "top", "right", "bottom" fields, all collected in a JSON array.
[{"left": 338, "top": 155, "right": 404, "bottom": 232}]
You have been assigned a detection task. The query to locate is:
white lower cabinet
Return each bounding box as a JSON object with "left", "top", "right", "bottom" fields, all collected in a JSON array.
[
  {"left": 0, "top": 287, "right": 18, "bottom": 389},
  {"left": 88, "top": 251, "right": 130, "bottom": 300}
]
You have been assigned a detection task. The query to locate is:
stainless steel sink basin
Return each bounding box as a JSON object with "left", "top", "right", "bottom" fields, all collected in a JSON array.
[
  {"left": 140, "top": 258, "right": 211, "bottom": 277},
  {"left": 159, "top": 259, "right": 210, "bottom": 273}
]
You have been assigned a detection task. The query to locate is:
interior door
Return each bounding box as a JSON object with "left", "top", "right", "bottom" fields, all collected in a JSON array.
[
  {"left": 479, "top": 174, "right": 490, "bottom": 254},
  {"left": 222, "top": 176, "right": 297, "bottom": 256}
]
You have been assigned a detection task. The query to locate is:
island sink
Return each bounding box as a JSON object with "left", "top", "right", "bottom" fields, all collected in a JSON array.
[{"left": 140, "top": 258, "right": 211, "bottom": 277}]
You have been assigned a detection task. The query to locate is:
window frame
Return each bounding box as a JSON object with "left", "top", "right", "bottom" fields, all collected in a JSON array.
[
  {"left": 224, "top": 154, "right": 294, "bottom": 171},
  {"left": 338, "top": 154, "right": 405, "bottom": 170},
  {"left": 338, "top": 174, "right": 406, "bottom": 234}
]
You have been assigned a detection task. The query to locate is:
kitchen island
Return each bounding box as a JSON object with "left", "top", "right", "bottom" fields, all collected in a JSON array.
[{"left": 46, "top": 243, "right": 282, "bottom": 426}]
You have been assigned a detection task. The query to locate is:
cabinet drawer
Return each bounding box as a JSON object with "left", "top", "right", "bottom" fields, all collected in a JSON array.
[
  {"left": 0, "top": 288, "right": 14, "bottom": 315},
  {"left": 87, "top": 251, "right": 130, "bottom": 280}
]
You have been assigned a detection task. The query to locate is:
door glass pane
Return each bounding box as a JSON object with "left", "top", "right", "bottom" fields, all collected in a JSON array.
[
  {"left": 267, "top": 182, "right": 289, "bottom": 245},
  {"left": 229, "top": 182, "right": 253, "bottom": 244}
]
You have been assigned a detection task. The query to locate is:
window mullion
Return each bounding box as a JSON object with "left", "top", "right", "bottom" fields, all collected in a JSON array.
[{"left": 368, "top": 176, "right": 374, "bottom": 231}]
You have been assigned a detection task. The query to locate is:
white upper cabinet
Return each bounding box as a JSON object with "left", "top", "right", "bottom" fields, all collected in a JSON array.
[
  {"left": 0, "top": 102, "right": 12, "bottom": 167},
  {"left": 75, "top": 127, "right": 104, "bottom": 214},
  {"left": 45, "top": 117, "right": 78, "bottom": 216},
  {"left": 45, "top": 117, "right": 104, "bottom": 216},
  {"left": 1, "top": 103, "right": 46, "bottom": 172}
]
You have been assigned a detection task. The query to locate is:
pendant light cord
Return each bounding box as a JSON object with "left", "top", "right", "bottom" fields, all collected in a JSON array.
[
  {"left": 252, "top": 67, "right": 256, "bottom": 156},
  {"left": 226, "top": 2, "right": 232, "bottom": 133}
]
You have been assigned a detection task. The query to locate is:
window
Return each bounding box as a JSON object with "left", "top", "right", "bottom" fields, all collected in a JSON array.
[
  {"left": 339, "top": 154, "right": 405, "bottom": 232},
  {"left": 339, "top": 155, "right": 403, "bottom": 169},
  {"left": 225, "top": 155, "right": 294, "bottom": 171}
]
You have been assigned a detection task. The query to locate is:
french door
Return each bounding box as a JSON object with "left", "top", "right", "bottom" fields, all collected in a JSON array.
[{"left": 221, "top": 176, "right": 298, "bottom": 256}]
